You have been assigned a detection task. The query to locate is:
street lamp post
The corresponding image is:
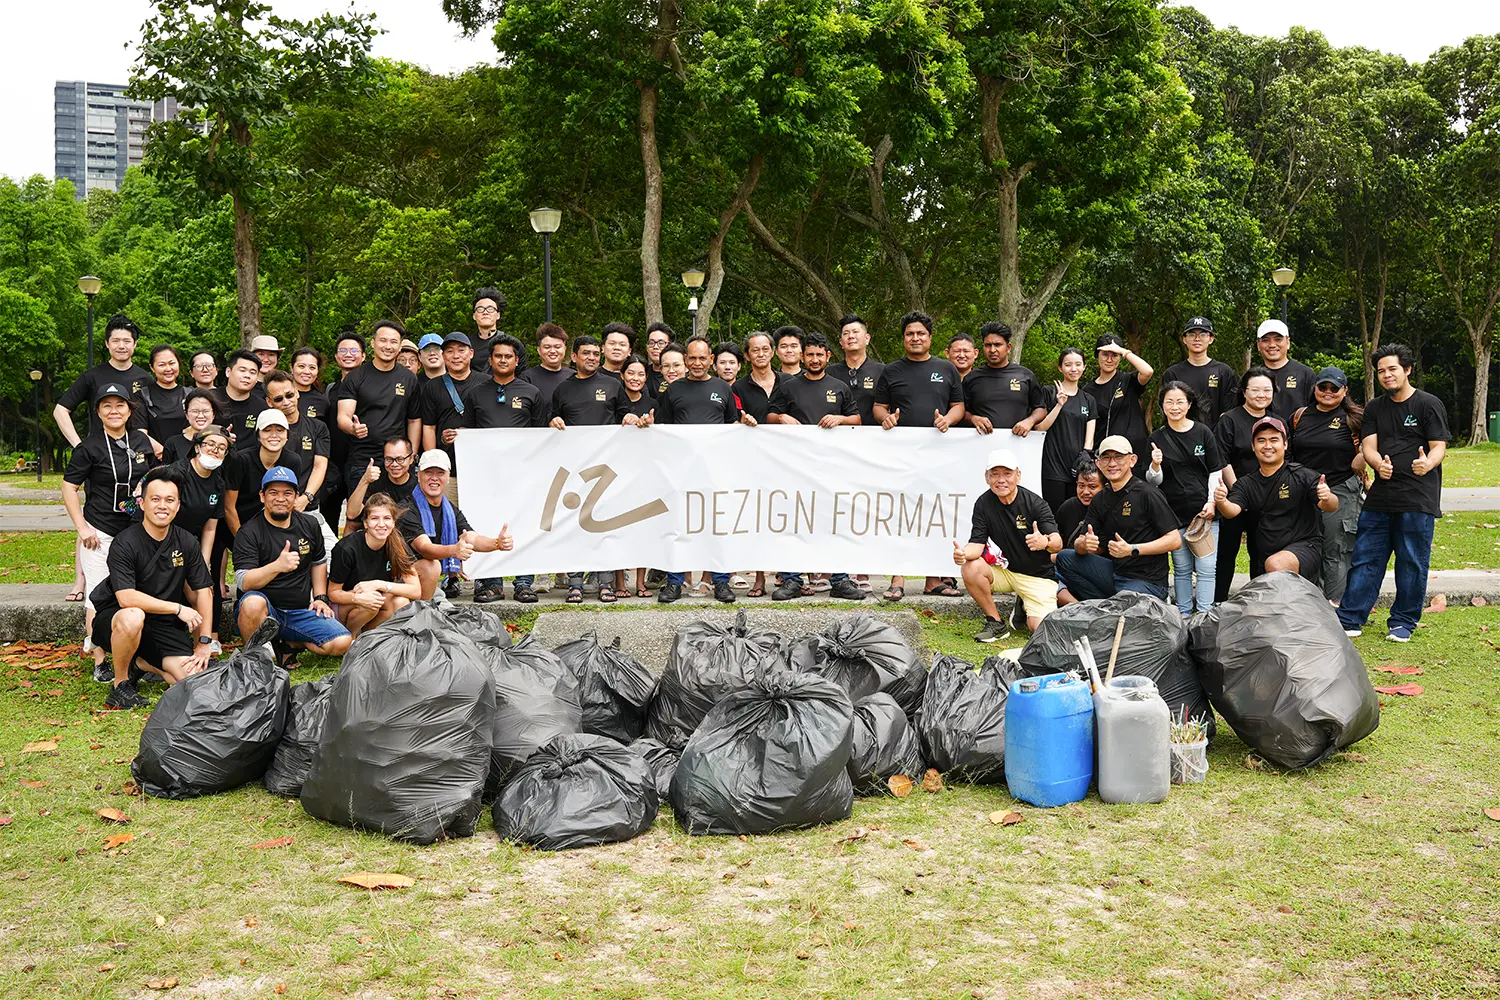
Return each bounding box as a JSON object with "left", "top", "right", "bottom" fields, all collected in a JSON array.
[
  {"left": 681, "top": 268, "right": 705, "bottom": 337},
  {"left": 28, "top": 371, "right": 43, "bottom": 481},
  {"left": 77, "top": 275, "right": 102, "bottom": 434},
  {"left": 1271, "top": 267, "right": 1296, "bottom": 325},
  {"left": 528, "top": 208, "right": 562, "bottom": 323}
]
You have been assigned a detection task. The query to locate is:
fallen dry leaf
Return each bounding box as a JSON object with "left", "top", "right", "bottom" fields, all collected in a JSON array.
[
  {"left": 552, "top": 951, "right": 564, "bottom": 961},
  {"left": 97, "top": 807, "right": 131, "bottom": 824},
  {"left": 98, "top": 963, "right": 117, "bottom": 972},
  {"left": 1423, "top": 593, "right": 1448, "bottom": 614},
  {"left": 250, "top": 836, "right": 294, "bottom": 850},
  {"left": 146, "top": 978, "right": 179, "bottom": 990},
  {"left": 123, "top": 780, "right": 141, "bottom": 797},
  {"left": 0, "top": 816, "right": 11, "bottom": 827},
  {"left": 1483, "top": 807, "right": 1500, "bottom": 822},
  {"left": 21, "top": 740, "right": 58, "bottom": 754},
  {"left": 1335, "top": 751, "right": 1370, "bottom": 763},
  {"left": 243, "top": 917, "right": 259, "bottom": 928},
  {"left": 988, "top": 810, "right": 1023, "bottom": 826},
  {"left": 796, "top": 950, "right": 811, "bottom": 960},
  {"left": 887, "top": 774, "right": 913, "bottom": 798},
  {"left": 1373, "top": 664, "right": 1423, "bottom": 675},
  {"left": 103, "top": 833, "right": 134, "bottom": 850},
  {"left": 1374, "top": 683, "right": 1423, "bottom": 697},
  {"left": 337, "top": 872, "right": 414, "bottom": 891},
  {"left": 20, "top": 779, "right": 48, "bottom": 788},
  {"left": 1277, "top": 904, "right": 1294, "bottom": 914},
  {"left": 274, "top": 985, "right": 287, "bottom": 995},
  {"left": 921, "top": 768, "right": 944, "bottom": 793},
  {"left": 1243, "top": 756, "right": 1266, "bottom": 772},
  {"left": 843, "top": 919, "right": 860, "bottom": 930},
  {"left": 836, "top": 827, "right": 869, "bottom": 844},
  {"left": 901, "top": 837, "right": 931, "bottom": 851}
]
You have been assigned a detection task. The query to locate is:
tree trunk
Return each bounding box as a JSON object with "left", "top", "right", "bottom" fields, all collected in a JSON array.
[
  {"left": 696, "top": 155, "right": 763, "bottom": 337},
  {"left": 839, "top": 135, "right": 924, "bottom": 312},
  {"left": 638, "top": 82, "right": 665, "bottom": 326},
  {"left": 232, "top": 191, "right": 261, "bottom": 349},
  {"left": 1472, "top": 340, "right": 1493, "bottom": 444},
  {"left": 298, "top": 243, "right": 315, "bottom": 347}
]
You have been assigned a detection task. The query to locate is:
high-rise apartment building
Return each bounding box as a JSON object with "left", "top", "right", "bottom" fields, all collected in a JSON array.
[{"left": 54, "top": 82, "right": 180, "bottom": 199}]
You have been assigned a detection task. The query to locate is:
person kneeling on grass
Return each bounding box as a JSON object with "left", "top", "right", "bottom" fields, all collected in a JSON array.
[
  {"left": 327, "top": 492, "right": 422, "bottom": 637},
  {"left": 954, "top": 448, "right": 1063, "bottom": 644},
  {"left": 234, "top": 466, "right": 352, "bottom": 662},
  {"left": 397, "top": 450, "right": 514, "bottom": 600},
  {"left": 1213, "top": 415, "right": 1338, "bottom": 584},
  {"left": 92, "top": 467, "right": 216, "bottom": 710}
]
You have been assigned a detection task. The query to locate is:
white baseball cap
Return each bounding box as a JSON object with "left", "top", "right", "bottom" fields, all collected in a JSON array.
[
  {"left": 1256, "top": 319, "right": 1289, "bottom": 339},
  {"left": 256, "top": 408, "right": 289, "bottom": 430},
  {"left": 417, "top": 449, "right": 452, "bottom": 473},
  {"left": 985, "top": 448, "right": 1021, "bottom": 471},
  {"left": 1097, "top": 435, "right": 1133, "bottom": 456}
]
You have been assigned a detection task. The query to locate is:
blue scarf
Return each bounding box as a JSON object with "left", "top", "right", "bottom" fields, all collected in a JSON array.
[{"left": 413, "top": 486, "right": 461, "bottom": 575}]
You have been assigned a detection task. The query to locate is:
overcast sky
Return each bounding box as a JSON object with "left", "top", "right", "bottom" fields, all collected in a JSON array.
[{"left": 1, "top": 1, "right": 1495, "bottom": 182}]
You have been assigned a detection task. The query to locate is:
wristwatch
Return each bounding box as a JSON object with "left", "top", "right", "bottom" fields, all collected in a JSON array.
[
  {"left": 198, "top": 636, "right": 213, "bottom": 645},
  {"left": 1131, "top": 545, "right": 1140, "bottom": 557},
  {"left": 312, "top": 593, "right": 330, "bottom": 606}
]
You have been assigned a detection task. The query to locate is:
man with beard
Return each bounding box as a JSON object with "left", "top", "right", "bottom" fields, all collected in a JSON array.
[
  {"left": 336, "top": 321, "right": 421, "bottom": 491},
  {"left": 962, "top": 322, "right": 1046, "bottom": 437}
]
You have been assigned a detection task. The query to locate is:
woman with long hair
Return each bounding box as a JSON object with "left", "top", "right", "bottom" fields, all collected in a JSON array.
[
  {"left": 1214, "top": 366, "right": 1275, "bottom": 603},
  {"left": 1290, "top": 367, "right": 1366, "bottom": 602},
  {"left": 1148, "top": 382, "right": 1222, "bottom": 616},
  {"left": 327, "top": 492, "right": 421, "bottom": 636},
  {"left": 290, "top": 347, "right": 330, "bottom": 424},
  {"left": 1035, "top": 347, "right": 1097, "bottom": 514}
]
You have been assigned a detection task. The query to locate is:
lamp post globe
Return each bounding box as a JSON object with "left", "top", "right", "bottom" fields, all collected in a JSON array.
[
  {"left": 1271, "top": 267, "right": 1295, "bottom": 324},
  {"left": 529, "top": 209, "right": 561, "bottom": 322},
  {"left": 681, "top": 268, "right": 705, "bottom": 336}
]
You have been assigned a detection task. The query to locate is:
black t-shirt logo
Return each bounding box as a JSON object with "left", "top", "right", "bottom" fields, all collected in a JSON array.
[
  {"left": 862, "top": 377, "right": 874, "bottom": 389},
  {"left": 595, "top": 388, "right": 607, "bottom": 402},
  {"left": 929, "top": 373, "right": 944, "bottom": 383},
  {"left": 1329, "top": 416, "right": 1341, "bottom": 429},
  {"left": 1009, "top": 378, "right": 1022, "bottom": 392},
  {"left": 170, "top": 549, "right": 184, "bottom": 567},
  {"left": 511, "top": 397, "right": 523, "bottom": 409},
  {"left": 1285, "top": 376, "right": 1298, "bottom": 388},
  {"left": 394, "top": 384, "right": 406, "bottom": 396},
  {"left": 1208, "top": 375, "right": 1219, "bottom": 387},
  {"left": 306, "top": 405, "right": 318, "bottom": 418},
  {"left": 245, "top": 414, "right": 257, "bottom": 430},
  {"left": 1193, "top": 444, "right": 1205, "bottom": 456},
  {"left": 1121, "top": 501, "right": 1132, "bottom": 517},
  {"left": 209, "top": 493, "right": 218, "bottom": 505},
  {"left": 1014, "top": 515, "right": 1027, "bottom": 530},
  {"left": 297, "top": 537, "right": 311, "bottom": 555},
  {"left": 1403, "top": 415, "right": 1418, "bottom": 427},
  {"left": 1278, "top": 482, "right": 1290, "bottom": 499},
  {"left": 1114, "top": 387, "right": 1124, "bottom": 400},
  {"left": 825, "top": 391, "right": 837, "bottom": 403},
  {"left": 301, "top": 438, "right": 312, "bottom": 450}
]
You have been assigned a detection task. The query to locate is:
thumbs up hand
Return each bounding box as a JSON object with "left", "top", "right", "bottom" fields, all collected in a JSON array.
[
  {"left": 351, "top": 413, "right": 368, "bottom": 439},
  {"left": 497, "top": 523, "right": 514, "bottom": 551},
  {"left": 1316, "top": 474, "right": 1333, "bottom": 503},
  {"left": 1080, "top": 523, "right": 1100, "bottom": 554},
  {"left": 1151, "top": 442, "right": 1163, "bottom": 468},
  {"left": 363, "top": 458, "right": 379, "bottom": 485},
  {"left": 1378, "top": 453, "right": 1394, "bottom": 479},
  {"left": 1412, "top": 445, "right": 1431, "bottom": 476},
  {"left": 952, "top": 539, "right": 967, "bottom": 567},
  {"left": 1213, "top": 480, "right": 1228, "bottom": 505},
  {"left": 276, "top": 539, "right": 301, "bottom": 573},
  {"left": 932, "top": 408, "right": 950, "bottom": 433},
  {"left": 881, "top": 407, "right": 901, "bottom": 430},
  {"left": 1025, "top": 520, "right": 1049, "bottom": 551},
  {"left": 1107, "top": 531, "right": 1133, "bottom": 558}
]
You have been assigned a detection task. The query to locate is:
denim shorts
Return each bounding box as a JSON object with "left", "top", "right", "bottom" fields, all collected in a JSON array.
[{"left": 237, "top": 591, "right": 351, "bottom": 647}]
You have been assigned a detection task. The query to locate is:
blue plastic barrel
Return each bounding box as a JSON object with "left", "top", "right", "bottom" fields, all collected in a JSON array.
[{"left": 1004, "top": 673, "right": 1094, "bottom": 807}]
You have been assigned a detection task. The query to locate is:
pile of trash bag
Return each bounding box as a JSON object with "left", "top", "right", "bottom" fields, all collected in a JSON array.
[
  {"left": 792, "top": 614, "right": 926, "bottom": 713},
  {"left": 443, "top": 603, "right": 515, "bottom": 651},
  {"left": 300, "top": 604, "right": 496, "bottom": 844},
  {"left": 492, "top": 734, "right": 659, "bottom": 850},
  {"left": 554, "top": 632, "right": 656, "bottom": 743},
  {"left": 847, "top": 693, "right": 924, "bottom": 795},
  {"left": 916, "top": 654, "right": 1018, "bottom": 783},
  {"left": 628, "top": 738, "right": 681, "bottom": 801},
  {"left": 132, "top": 624, "right": 290, "bottom": 799},
  {"left": 484, "top": 636, "right": 584, "bottom": 797},
  {"left": 670, "top": 673, "right": 854, "bottom": 835},
  {"left": 263, "top": 676, "right": 334, "bottom": 799},
  {"left": 1018, "top": 592, "right": 1215, "bottom": 738},
  {"left": 646, "top": 610, "right": 791, "bottom": 748},
  {"left": 1188, "top": 572, "right": 1379, "bottom": 769}
]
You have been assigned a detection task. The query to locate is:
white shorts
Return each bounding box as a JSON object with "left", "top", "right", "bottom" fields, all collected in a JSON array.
[{"left": 78, "top": 523, "right": 116, "bottom": 612}]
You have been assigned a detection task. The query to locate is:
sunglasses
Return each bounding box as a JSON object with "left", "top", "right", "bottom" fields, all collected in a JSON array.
[{"left": 268, "top": 393, "right": 295, "bottom": 404}]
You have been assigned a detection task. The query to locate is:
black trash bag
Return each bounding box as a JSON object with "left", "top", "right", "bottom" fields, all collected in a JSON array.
[
  {"left": 646, "top": 609, "right": 791, "bottom": 748},
  {"left": 628, "top": 738, "right": 681, "bottom": 802},
  {"left": 444, "top": 602, "right": 514, "bottom": 650},
  {"left": 554, "top": 632, "right": 656, "bottom": 743},
  {"left": 1017, "top": 591, "right": 1215, "bottom": 739},
  {"left": 492, "top": 733, "right": 659, "bottom": 850},
  {"left": 670, "top": 673, "right": 854, "bottom": 835},
  {"left": 300, "top": 609, "right": 495, "bottom": 844},
  {"left": 1188, "top": 572, "right": 1379, "bottom": 770},
  {"left": 791, "top": 614, "right": 927, "bottom": 714},
  {"left": 915, "top": 654, "right": 1018, "bottom": 783},
  {"left": 848, "top": 693, "right": 925, "bottom": 795},
  {"left": 484, "top": 635, "right": 584, "bottom": 799},
  {"left": 132, "top": 629, "right": 290, "bottom": 800},
  {"left": 262, "top": 676, "right": 334, "bottom": 799}
]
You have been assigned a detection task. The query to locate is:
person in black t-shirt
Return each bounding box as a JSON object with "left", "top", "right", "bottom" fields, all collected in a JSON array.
[
  {"left": 713, "top": 342, "right": 743, "bottom": 387},
  {"left": 620, "top": 356, "right": 655, "bottom": 420},
  {"left": 1090, "top": 334, "right": 1155, "bottom": 460},
  {"left": 419, "top": 332, "right": 479, "bottom": 498},
  {"left": 520, "top": 323, "right": 576, "bottom": 408},
  {"left": 52, "top": 313, "right": 151, "bottom": 449},
  {"left": 396, "top": 451, "right": 513, "bottom": 600},
  {"left": 344, "top": 436, "right": 420, "bottom": 526},
  {"left": 234, "top": 466, "right": 352, "bottom": 659},
  {"left": 265, "top": 372, "right": 333, "bottom": 559},
  {"left": 1291, "top": 366, "right": 1365, "bottom": 600},
  {"left": 1162, "top": 317, "right": 1238, "bottom": 428},
  {"left": 601, "top": 322, "right": 636, "bottom": 379},
  {"left": 1054, "top": 460, "right": 1105, "bottom": 606},
  {"left": 224, "top": 409, "right": 306, "bottom": 539},
  {"left": 162, "top": 389, "right": 224, "bottom": 465},
  {"left": 945, "top": 331, "right": 977, "bottom": 381},
  {"left": 1147, "top": 382, "right": 1223, "bottom": 615},
  {"left": 643, "top": 324, "right": 674, "bottom": 398},
  {"left": 62, "top": 383, "right": 158, "bottom": 674},
  {"left": 873, "top": 311, "right": 966, "bottom": 601},
  {"left": 327, "top": 492, "right": 422, "bottom": 637},
  {"left": 1215, "top": 416, "right": 1337, "bottom": 584},
  {"left": 733, "top": 332, "right": 783, "bottom": 424},
  {"left": 336, "top": 321, "right": 421, "bottom": 485},
  {"left": 471, "top": 286, "right": 506, "bottom": 356},
  {"left": 91, "top": 467, "right": 217, "bottom": 710},
  {"left": 1338, "top": 344, "right": 1450, "bottom": 642},
  {"left": 828, "top": 315, "right": 885, "bottom": 430},
  {"left": 1035, "top": 347, "right": 1098, "bottom": 513},
  {"left": 1213, "top": 367, "right": 1276, "bottom": 603},
  {"left": 774, "top": 326, "right": 804, "bottom": 377},
  {"left": 220, "top": 350, "right": 269, "bottom": 451},
  {"left": 962, "top": 321, "right": 1047, "bottom": 437},
  {"left": 167, "top": 427, "right": 229, "bottom": 564},
  {"left": 138, "top": 345, "right": 189, "bottom": 451},
  {"left": 954, "top": 448, "right": 1063, "bottom": 643},
  {"left": 1254, "top": 319, "right": 1317, "bottom": 421},
  {"left": 318, "top": 334, "right": 365, "bottom": 526},
  {"left": 290, "top": 348, "right": 330, "bottom": 424},
  {"left": 1057, "top": 435, "right": 1181, "bottom": 600}
]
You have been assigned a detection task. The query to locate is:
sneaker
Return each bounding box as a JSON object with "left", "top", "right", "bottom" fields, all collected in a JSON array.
[
  {"left": 772, "top": 580, "right": 803, "bottom": 602},
  {"left": 1343, "top": 628, "right": 1363, "bottom": 638},
  {"left": 93, "top": 660, "right": 114, "bottom": 683},
  {"left": 829, "top": 579, "right": 865, "bottom": 601},
  {"left": 657, "top": 583, "right": 683, "bottom": 604},
  {"left": 209, "top": 639, "right": 223, "bottom": 656},
  {"left": 443, "top": 576, "right": 462, "bottom": 600},
  {"left": 1385, "top": 626, "right": 1413, "bottom": 643},
  {"left": 103, "top": 679, "right": 148, "bottom": 711},
  {"left": 512, "top": 585, "right": 537, "bottom": 604},
  {"left": 1008, "top": 598, "right": 1028, "bottom": 634},
  {"left": 714, "top": 581, "right": 737, "bottom": 604},
  {"left": 975, "top": 618, "right": 1011, "bottom": 644}
]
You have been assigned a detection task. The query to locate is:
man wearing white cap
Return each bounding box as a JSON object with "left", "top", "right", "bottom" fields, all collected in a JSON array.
[
  {"left": 250, "top": 334, "right": 282, "bottom": 381},
  {"left": 954, "top": 448, "right": 1062, "bottom": 643},
  {"left": 223, "top": 408, "right": 305, "bottom": 538},
  {"left": 1056, "top": 435, "right": 1182, "bottom": 601},
  {"left": 1254, "top": 319, "right": 1316, "bottom": 422},
  {"left": 395, "top": 450, "right": 514, "bottom": 600}
]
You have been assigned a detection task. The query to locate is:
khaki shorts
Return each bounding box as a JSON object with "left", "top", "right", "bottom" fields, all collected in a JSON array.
[
  {"left": 988, "top": 566, "right": 1058, "bottom": 621},
  {"left": 444, "top": 473, "right": 459, "bottom": 507}
]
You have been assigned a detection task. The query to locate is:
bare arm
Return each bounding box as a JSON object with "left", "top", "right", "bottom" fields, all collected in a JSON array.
[
  {"left": 407, "top": 418, "right": 422, "bottom": 458},
  {"left": 199, "top": 520, "right": 217, "bottom": 567},
  {"left": 53, "top": 404, "right": 81, "bottom": 447},
  {"left": 224, "top": 491, "right": 242, "bottom": 535}
]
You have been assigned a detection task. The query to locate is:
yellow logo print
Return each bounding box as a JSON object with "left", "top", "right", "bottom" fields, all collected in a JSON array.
[
  {"left": 1330, "top": 417, "right": 1341, "bottom": 429},
  {"left": 170, "top": 550, "right": 184, "bottom": 567},
  {"left": 1121, "top": 501, "right": 1132, "bottom": 517},
  {"left": 595, "top": 388, "right": 607, "bottom": 402},
  {"left": 511, "top": 397, "right": 523, "bottom": 409},
  {"left": 394, "top": 384, "right": 406, "bottom": 396},
  {"left": 1208, "top": 375, "right": 1219, "bottom": 387},
  {"left": 1278, "top": 482, "right": 1290, "bottom": 499},
  {"left": 297, "top": 537, "right": 312, "bottom": 555},
  {"left": 825, "top": 391, "right": 837, "bottom": 403},
  {"left": 1014, "top": 515, "right": 1028, "bottom": 530},
  {"left": 1009, "top": 379, "right": 1022, "bottom": 392},
  {"left": 1285, "top": 376, "right": 1297, "bottom": 388}
]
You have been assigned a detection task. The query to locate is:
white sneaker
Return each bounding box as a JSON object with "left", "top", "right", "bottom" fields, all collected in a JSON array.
[
  {"left": 1343, "top": 628, "right": 1362, "bottom": 638},
  {"left": 209, "top": 639, "right": 223, "bottom": 656}
]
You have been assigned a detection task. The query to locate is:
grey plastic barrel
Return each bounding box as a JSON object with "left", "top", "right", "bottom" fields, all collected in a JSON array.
[{"left": 1095, "top": 676, "right": 1170, "bottom": 804}]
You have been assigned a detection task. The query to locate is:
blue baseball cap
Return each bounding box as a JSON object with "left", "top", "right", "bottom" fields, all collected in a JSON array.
[
  {"left": 260, "top": 466, "right": 300, "bottom": 489},
  {"left": 417, "top": 334, "right": 444, "bottom": 350}
]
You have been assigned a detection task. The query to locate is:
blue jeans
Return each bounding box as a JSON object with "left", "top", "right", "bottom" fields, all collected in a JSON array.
[
  {"left": 236, "top": 591, "right": 351, "bottom": 648},
  {"left": 1337, "top": 509, "right": 1435, "bottom": 633},
  {"left": 779, "top": 572, "right": 850, "bottom": 585},
  {"left": 1170, "top": 520, "right": 1217, "bottom": 616},
  {"left": 479, "top": 575, "right": 531, "bottom": 591},
  {"left": 667, "top": 572, "right": 730, "bottom": 586},
  {"left": 1055, "top": 551, "right": 1168, "bottom": 602}
]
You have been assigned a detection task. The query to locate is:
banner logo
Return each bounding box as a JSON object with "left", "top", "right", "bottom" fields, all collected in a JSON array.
[{"left": 540, "top": 464, "right": 669, "bottom": 533}]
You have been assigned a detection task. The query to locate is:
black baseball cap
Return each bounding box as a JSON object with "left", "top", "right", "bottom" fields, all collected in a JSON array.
[
  {"left": 1315, "top": 366, "right": 1347, "bottom": 390},
  {"left": 1182, "top": 316, "right": 1214, "bottom": 335},
  {"left": 442, "top": 332, "right": 472, "bottom": 348},
  {"left": 96, "top": 383, "right": 130, "bottom": 404}
]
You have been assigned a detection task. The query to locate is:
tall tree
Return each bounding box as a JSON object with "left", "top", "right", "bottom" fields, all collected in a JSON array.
[{"left": 129, "top": 0, "right": 378, "bottom": 348}]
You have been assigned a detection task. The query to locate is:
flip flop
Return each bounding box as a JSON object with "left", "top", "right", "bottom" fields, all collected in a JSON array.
[
  {"left": 635, "top": 589, "right": 651, "bottom": 598},
  {"left": 65, "top": 589, "right": 85, "bottom": 602},
  {"left": 882, "top": 587, "right": 905, "bottom": 602},
  {"left": 924, "top": 583, "right": 963, "bottom": 597},
  {"left": 746, "top": 587, "right": 765, "bottom": 598}
]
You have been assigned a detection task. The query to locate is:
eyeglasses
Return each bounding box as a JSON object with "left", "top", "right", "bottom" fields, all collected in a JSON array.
[
  {"left": 384, "top": 454, "right": 412, "bottom": 465},
  {"left": 475, "top": 305, "right": 499, "bottom": 314},
  {"left": 335, "top": 346, "right": 362, "bottom": 356},
  {"left": 192, "top": 362, "right": 216, "bottom": 371}
]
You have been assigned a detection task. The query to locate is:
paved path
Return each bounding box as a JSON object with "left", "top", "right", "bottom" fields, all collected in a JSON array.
[{"left": 1442, "top": 489, "right": 1500, "bottom": 511}]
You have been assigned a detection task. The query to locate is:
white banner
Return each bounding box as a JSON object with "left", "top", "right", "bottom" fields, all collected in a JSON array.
[{"left": 456, "top": 426, "right": 1045, "bottom": 578}]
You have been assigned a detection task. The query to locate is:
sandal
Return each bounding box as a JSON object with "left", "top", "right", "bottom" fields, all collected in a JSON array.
[
  {"left": 924, "top": 583, "right": 962, "bottom": 597},
  {"left": 65, "top": 588, "right": 85, "bottom": 602},
  {"left": 635, "top": 588, "right": 651, "bottom": 598},
  {"left": 599, "top": 584, "right": 617, "bottom": 604},
  {"left": 566, "top": 587, "right": 584, "bottom": 604},
  {"left": 882, "top": 587, "right": 905, "bottom": 602},
  {"left": 746, "top": 587, "right": 765, "bottom": 598}
]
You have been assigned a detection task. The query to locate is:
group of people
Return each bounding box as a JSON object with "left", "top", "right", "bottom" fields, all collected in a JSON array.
[{"left": 54, "top": 289, "right": 1448, "bottom": 708}]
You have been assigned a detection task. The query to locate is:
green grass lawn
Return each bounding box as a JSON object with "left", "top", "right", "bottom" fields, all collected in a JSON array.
[
  {"left": 1, "top": 609, "right": 1497, "bottom": 999},
  {"left": 0, "top": 472, "right": 63, "bottom": 492},
  {"left": 1440, "top": 443, "right": 1500, "bottom": 488}
]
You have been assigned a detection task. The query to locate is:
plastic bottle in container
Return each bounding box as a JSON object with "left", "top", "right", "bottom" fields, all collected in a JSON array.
[
  {"left": 1004, "top": 673, "right": 1093, "bottom": 807},
  {"left": 1095, "top": 676, "right": 1170, "bottom": 804}
]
